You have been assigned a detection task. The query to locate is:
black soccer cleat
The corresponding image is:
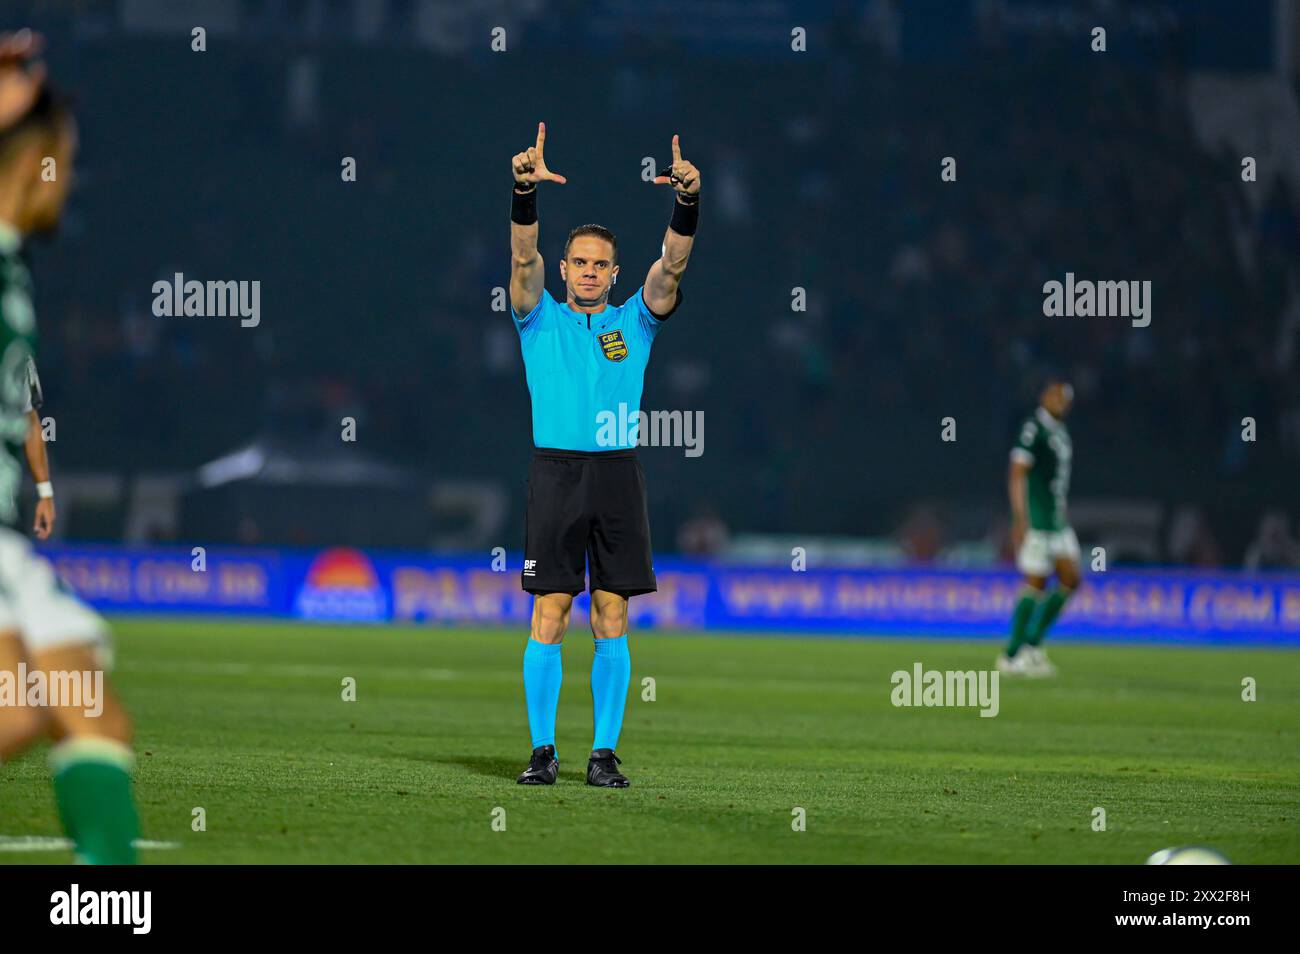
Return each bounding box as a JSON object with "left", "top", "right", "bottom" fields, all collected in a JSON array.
[
  {"left": 586, "top": 748, "right": 629, "bottom": 788},
  {"left": 516, "top": 745, "right": 559, "bottom": 785}
]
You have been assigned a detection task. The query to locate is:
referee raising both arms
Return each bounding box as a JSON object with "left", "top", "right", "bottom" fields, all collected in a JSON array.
[{"left": 508, "top": 122, "right": 699, "bottom": 787}]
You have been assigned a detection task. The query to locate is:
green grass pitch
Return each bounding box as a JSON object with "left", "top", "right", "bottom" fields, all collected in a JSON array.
[{"left": 1, "top": 618, "right": 1296, "bottom": 864}]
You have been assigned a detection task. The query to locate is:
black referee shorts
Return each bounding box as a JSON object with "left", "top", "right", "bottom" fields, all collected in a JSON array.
[{"left": 522, "top": 447, "right": 657, "bottom": 598}]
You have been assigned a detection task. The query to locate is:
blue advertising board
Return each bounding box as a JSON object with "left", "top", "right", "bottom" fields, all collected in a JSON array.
[{"left": 38, "top": 544, "right": 1300, "bottom": 646}]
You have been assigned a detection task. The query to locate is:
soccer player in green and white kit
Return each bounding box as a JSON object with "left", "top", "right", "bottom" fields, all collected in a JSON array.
[
  {"left": 0, "top": 64, "right": 142, "bottom": 863},
  {"left": 999, "top": 376, "right": 1079, "bottom": 677}
]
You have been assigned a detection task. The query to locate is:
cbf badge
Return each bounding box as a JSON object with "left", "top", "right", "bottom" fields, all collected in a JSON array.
[{"left": 598, "top": 330, "right": 628, "bottom": 362}]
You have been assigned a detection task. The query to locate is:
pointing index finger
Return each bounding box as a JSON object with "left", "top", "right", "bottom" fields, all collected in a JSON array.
[
  {"left": 536, "top": 121, "right": 546, "bottom": 156},
  {"left": 671, "top": 134, "right": 681, "bottom": 164}
]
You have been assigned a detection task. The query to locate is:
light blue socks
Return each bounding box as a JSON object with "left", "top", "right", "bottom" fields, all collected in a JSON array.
[
  {"left": 590, "top": 635, "right": 631, "bottom": 751},
  {"left": 523, "top": 639, "right": 563, "bottom": 751},
  {"left": 525, "top": 635, "right": 632, "bottom": 755}
]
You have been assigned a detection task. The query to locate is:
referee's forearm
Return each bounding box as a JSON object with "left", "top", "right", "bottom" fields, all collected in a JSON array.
[
  {"left": 660, "top": 191, "right": 697, "bottom": 278},
  {"left": 511, "top": 221, "right": 540, "bottom": 267},
  {"left": 510, "top": 180, "right": 540, "bottom": 264},
  {"left": 509, "top": 175, "right": 535, "bottom": 243},
  {"left": 659, "top": 226, "right": 693, "bottom": 279}
]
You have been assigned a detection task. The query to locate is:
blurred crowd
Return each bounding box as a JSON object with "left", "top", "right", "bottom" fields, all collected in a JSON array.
[{"left": 22, "top": 24, "right": 1300, "bottom": 566}]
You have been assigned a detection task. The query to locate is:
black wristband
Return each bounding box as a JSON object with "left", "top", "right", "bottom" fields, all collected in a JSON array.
[
  {"left": 669, "top": 194, "right": 699, "bottom": 236},
  {"left": 511, "top": 184, "right": 537, "bottom": 225}
]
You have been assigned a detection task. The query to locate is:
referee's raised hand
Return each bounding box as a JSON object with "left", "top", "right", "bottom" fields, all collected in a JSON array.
[
  {"left": 512, "top": 121, "right": 567, "bottom": 188},
  {"left": 651, "top": 134, "right": 700, "bottom": 197}
]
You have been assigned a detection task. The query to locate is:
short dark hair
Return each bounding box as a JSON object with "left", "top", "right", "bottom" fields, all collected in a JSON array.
[
  {"left": 563, "top": 224, "right": 618, "bottom": 264},
  {"left": 1035, "top": 367, "right": 1068, "bottom": 394}
]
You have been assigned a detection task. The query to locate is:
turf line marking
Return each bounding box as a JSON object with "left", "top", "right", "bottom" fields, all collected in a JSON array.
[
  {"left": 0, "top": 836, "right": 180, "bottom": 853},
  {"left": 119, "top": 661, "right": 458, "bottom": 681}
]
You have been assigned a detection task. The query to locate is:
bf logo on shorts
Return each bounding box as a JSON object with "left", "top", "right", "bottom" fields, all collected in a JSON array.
[
  {"left": 598, "top": 330, "right": 628, "bottom": 362},
  {"left": 523, "top": 559, "right": 537, "bottom": 577}
]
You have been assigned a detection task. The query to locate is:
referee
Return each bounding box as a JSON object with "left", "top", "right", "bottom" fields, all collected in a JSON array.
[{"left": 508, "top": 122, "right": 699, "bottom": 787}]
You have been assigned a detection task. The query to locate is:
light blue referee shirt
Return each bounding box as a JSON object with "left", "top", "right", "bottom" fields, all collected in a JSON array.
[{"left": 512, "top": 286, "right": 680, "bottom": 452}]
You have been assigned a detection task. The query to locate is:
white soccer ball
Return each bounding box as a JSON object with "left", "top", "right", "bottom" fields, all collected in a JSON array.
[{"left": 1144, "top": 846, "right": 1231, "bottom": 865}]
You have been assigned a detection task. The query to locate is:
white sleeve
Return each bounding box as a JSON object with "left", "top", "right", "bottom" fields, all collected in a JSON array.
[{"left": 22, "top": 356, "right": 40, "bottom": 412}]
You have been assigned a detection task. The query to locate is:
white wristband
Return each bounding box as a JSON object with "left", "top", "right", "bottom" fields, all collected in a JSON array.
[{"left": 35, "top": 481, "right": 53, "bottom": 499}]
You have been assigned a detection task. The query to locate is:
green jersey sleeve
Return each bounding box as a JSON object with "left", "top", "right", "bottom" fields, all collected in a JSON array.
[{"left": 1011, "top": 417, "right": 1038, "bottom": 466}]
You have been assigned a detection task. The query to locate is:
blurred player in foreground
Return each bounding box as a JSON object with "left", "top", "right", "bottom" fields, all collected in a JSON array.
[
  {"left": 508, "top": 123, "right": 698, "bottom": 786},
  {"left": 999, "top": 375, "right": 1079, "bottom": 677},
  {"left": 0, "top": 36, "right": 140, "bottom": 864}
]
